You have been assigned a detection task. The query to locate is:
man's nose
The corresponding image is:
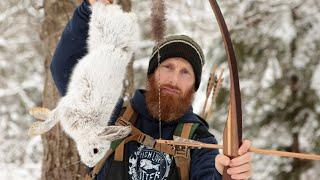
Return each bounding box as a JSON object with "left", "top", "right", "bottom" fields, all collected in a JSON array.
[{"left": 168, "top": 72, "right": 179, "bottom": 86}]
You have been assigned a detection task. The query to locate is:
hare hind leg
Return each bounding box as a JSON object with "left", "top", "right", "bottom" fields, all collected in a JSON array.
[
  {"left": 28, "top": 108, "right": 60, "bottom": 136},
  {"left": 29, "top": 107, "right": 51, "bottom": 121}
]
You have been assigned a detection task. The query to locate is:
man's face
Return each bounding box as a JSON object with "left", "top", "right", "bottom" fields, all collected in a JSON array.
[
  {"left": 154, "top": 57, "right": 195, "bottom": 96},
  {"left": 145, "top": 57, "right": 196, "bottom": 121}
]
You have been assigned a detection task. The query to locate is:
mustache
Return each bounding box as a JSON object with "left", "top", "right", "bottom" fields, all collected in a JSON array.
[{"left": 160, "top": 84, "right": 181, "bottom": 93}]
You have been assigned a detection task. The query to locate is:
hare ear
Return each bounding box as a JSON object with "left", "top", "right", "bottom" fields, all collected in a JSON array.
[{"left": 98, "top": 126, "right": 131, "bottom": 141}]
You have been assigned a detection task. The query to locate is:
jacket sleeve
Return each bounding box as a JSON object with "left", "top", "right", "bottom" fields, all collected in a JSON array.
[
  {"left": 50, "top": 0, "right": 92, "bottom": 96},
  {"left": 190, "top": 126, "right": 222, "bottom": 180}
]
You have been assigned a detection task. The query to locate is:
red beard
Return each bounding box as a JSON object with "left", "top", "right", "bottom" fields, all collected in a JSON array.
[{"left": 145, "top": 75, "right": 195, "bottom": 122}]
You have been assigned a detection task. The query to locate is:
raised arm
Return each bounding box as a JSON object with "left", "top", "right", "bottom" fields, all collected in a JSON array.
[{"left": 50, "top": 0, "right": 93, "bottom": 96}]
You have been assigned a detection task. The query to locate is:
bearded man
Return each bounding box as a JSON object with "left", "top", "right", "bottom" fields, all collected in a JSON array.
[{"left": 50, "top": 0, "right": 252, "bottom": 179}]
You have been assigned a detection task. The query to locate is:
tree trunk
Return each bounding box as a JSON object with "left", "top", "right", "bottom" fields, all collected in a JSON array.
[
  {"left": 40, "top": 0, "right": 87, "bottom": 179},
  {"left": 116, "top": 0, "right": 135, "bottom": 99}
]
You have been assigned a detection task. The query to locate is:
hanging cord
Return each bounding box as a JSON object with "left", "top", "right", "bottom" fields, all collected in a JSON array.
[
  {"left": 151, "top": 0, "right": 166, "bottom": 141},
  {"left": 157, "top": 46, "right": 162, "bottom": 140}
]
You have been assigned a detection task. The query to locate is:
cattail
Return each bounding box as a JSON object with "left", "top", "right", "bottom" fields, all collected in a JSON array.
[
  {"left": 151, "top": 0, "right": 166, "bottom": 139},
  {"left": 151, "top": 0, "right": 166, "bottom": 43}
]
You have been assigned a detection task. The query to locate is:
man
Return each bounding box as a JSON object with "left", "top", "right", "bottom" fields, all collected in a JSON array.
[{"left": 50, "top": 0, "right": 252, "bottom": 179}]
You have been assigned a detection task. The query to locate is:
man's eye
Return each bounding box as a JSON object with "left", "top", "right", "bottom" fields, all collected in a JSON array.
[
  {"left": 182, "top": 69, "right": 190, "bottom": 74},
  {"left": 163, "top": 65, "right": 171, "bottom": 69}
]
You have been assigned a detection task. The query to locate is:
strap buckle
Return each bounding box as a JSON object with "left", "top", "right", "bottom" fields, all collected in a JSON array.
[
  {"left": 174, "top": 145, "right": 189, "bottom": 158},
  {"left": 116, "top": 117, "right": 131, "bottom": 126}
]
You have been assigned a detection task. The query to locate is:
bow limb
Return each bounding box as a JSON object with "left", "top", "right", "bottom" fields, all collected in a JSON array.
[{"left": 208, "top": 0, "right": 243, "bottom": 179}]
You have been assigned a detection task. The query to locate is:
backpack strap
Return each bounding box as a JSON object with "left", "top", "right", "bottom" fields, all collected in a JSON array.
[
  {"left": 114, "top": 105, "right": 201, "bottom": 180},
  {"left": 113, "top": 104, "right": 177, "bottom": 161},
  {"left": 86, "top": 102, "right": 200, "bottom": 180},
  {"left": 174, "top": 122, "right": 199, "bottom": 180}
]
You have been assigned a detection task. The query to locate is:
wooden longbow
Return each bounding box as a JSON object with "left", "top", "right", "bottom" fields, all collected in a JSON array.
[{"left": 208, "top": 0, "right": 242, "bottom": 179}]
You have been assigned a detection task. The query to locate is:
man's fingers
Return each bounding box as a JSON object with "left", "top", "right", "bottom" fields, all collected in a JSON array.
[
  {"left": 89, "top": 0, "right": 113, "bottom": 5},
  {"left": 230, "top": 152, "right": 252, "bottom": 167},
  {"left": 216, "top": 154, "right": 230, "bottom": 166},
  {"left": 102, "top": 0, "right": 113, "bottom": 3},
  {"left": 230, "top": 170, "right": 252, "bottom": 180},
  {"left": 215, "top": 154, "right": 230, "bottom": 174},
  {"left": 223, "top": 140, "right": 252, "bottom": 179},
  {"left": 227, "top": 163, "right": 251, "bottom": 175},
  {"left": 238, "top": 139, "right": 251, "bottom": 155},
  {"left": 104, "top": 0, "right": 113, "bottom": 3}
]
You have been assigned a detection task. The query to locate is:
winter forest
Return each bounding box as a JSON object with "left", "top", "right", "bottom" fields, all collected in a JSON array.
[{"left": 1, "top": 0, "right": 320, "bottom": 179}]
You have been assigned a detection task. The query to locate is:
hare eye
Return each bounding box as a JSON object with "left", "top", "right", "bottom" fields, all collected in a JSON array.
[
  {"left": 122, "top": 46, "right": 129, "bottom": 52},
  {"left": 93, "top": 148, "right": 99, "bottom": 154}
]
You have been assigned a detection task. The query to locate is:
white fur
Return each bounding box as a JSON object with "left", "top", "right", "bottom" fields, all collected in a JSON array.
[{"left": 28, "top": 2, "right": 139, "bottom": 167}]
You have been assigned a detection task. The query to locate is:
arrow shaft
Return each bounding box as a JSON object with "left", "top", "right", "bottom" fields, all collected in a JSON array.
[
  {"left": 156, "top": 140, "right": 320, "bottom": 161},
  {"left": 249, "top": 147, "right": 320, "bottom": 161}
]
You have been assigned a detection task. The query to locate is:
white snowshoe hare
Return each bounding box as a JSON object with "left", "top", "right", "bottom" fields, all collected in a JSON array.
[{"left": 28, "top": 2, "right": 139, "bottom": 167}]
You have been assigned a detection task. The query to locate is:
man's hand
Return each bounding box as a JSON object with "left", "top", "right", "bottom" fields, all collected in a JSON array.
[
  {"left": 88, "top": 0, "right": 113, "bottom": 5},
  {"left": 215, "top": 140, "right": 252, "bottom": 179}
]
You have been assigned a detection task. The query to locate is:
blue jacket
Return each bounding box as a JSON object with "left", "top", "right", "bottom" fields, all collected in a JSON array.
[{"left": 50, "top": 1, "right": 222, "bottom": 179}]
